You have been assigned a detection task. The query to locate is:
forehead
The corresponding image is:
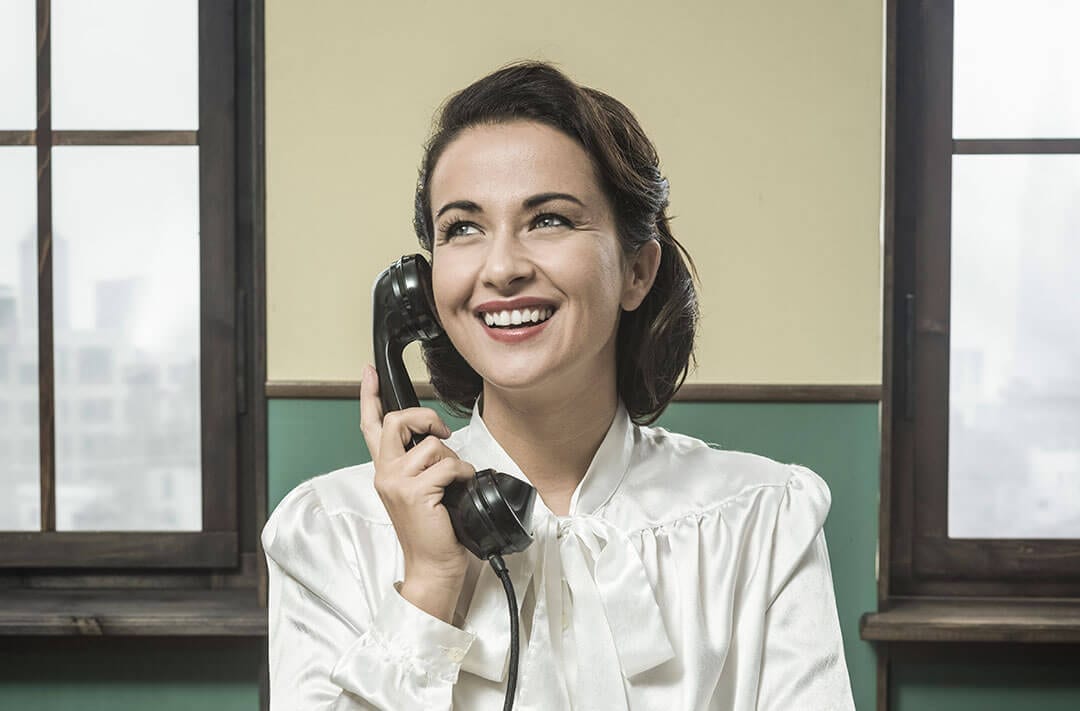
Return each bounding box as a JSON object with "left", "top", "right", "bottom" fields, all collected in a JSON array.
[{"left": 429, "top": 121, "right": 602, "bottom": 208}]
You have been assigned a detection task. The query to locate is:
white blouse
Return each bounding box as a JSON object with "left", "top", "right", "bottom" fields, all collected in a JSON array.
[{"left": 262, "top": 399, "right": 855, "bottom": 710}]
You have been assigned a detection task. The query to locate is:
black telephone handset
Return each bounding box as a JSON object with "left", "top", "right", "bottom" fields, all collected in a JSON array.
[
  {"left": 372, "top": 254, "right": 536, "bottom": 561},
  {"left": 373, "top": 254, "right": 533, "bottom": 709}
]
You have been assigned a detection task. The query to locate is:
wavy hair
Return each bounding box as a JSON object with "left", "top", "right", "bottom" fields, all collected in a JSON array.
[{"left": 413, "top": 61, "right": 698, "bottom": 425}]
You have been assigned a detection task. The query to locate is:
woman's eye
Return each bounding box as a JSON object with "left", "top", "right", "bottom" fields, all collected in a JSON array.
[
  {"left": 445, "top": 221, "right": 480, "bottom": 238},
  {"left": 533, "top": 213, "right": 571, "bottom": 229}
]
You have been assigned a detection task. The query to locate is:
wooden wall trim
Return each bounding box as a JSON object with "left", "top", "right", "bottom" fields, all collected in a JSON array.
[{"left": 265, "top": 380, "right": 882, "bottom": 402}]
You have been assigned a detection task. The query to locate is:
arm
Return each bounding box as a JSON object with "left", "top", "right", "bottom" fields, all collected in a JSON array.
[
  {"left": 755, "top": 529, "right": 855, "bottom": 710},
  {"left": 264, "top": 486, "right": 476, "bottom": 710},
  {"left": 755, "top": 467, "right": 855, "bottom": 711}
]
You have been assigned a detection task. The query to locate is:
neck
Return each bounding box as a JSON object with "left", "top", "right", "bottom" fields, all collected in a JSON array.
[{"left": 479, "top": 374, "right": 618, "bottom": 516}]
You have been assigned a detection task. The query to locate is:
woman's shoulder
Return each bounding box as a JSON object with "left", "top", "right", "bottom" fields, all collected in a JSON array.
[{"left": 609, "top": 423, "right": 832, "bottom": 531}]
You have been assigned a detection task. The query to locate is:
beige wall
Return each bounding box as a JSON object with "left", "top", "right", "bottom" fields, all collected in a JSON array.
[{"left": 267, "top": 0, "right": 883, "bottom": 384}]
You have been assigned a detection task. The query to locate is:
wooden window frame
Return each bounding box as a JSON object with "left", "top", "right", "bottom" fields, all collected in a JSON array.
[
  {"left": 0, "top": 0, "right": 267, "bottom": 639},
  {"left": 863, "top": 0, "right": 1080, "bottom": 659}
]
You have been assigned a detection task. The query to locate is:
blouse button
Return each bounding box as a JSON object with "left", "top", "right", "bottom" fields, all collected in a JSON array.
[{"left": 445, "top": 647, "right": 466, "bottom": 663}]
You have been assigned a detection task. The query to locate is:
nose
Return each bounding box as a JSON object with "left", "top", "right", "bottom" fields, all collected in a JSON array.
[{"left": 479, "top": 231, "right": 534, "bottom": 290}]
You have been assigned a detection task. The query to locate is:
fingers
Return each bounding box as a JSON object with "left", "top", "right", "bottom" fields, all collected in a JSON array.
[
  {"left": 359, "top": 363, "right": 451, "bottom": 462},
  {"left": 378, "top": 408, "right": 452, "bottom": 462},
  {"left": 359, "top": 365, "right": 385, "bottom": 460},
  {"left": 374, "top": 439, "right": 466, "bottom": 504},
  {"left": 401, "top": 434, "right": 456, "bottom": 475},
  {"left": 415, "top": 456, "right": 476, "bottom": 490}
]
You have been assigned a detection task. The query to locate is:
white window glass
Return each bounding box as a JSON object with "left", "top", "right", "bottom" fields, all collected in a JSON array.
[
  {"left": 949, "top": 155, "right": 1080, "bottom": 538},
  {"left": 954, "top": 0, "right": 1080, "bottom": 139},
  {"left": 0, "top": 148, "right": 40, "bottom": 531},
  {"left": 52, "top": 146, "right": 201, "bottom": 531},
  {"left": 52, "top": 0, "right": 199, "bottom": 130},
  {"left": 0, "top": 0, "right": 37, "bottom": 129}
]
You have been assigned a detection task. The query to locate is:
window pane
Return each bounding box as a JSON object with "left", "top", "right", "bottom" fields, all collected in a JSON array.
[
  {"left": 0, "top": 148, "right": 40, "bottom": 531},
  {"left": 949, "top": 155, "right": 1080, "bottom": 538},
  {"left": 0, "top": 0, "right": 36, "bottom": 129},
  {"left": 52, "top": 0, "right": 198, "bottom": 130},
  {"left": 52, "top": 146, "right": 201, "bottom": 531},
  {"left": 954, "top": 0, "right": 1080, "bottom": 139}
]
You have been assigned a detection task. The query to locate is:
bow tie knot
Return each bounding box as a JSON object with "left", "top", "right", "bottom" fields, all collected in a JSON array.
[{"left": 460, "top": 512, "right": 675, "bottom": 708}]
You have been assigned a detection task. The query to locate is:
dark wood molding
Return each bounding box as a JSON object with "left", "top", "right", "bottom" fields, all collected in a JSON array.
[
  {"left": 879, "top": 0, "right": 898, "bottom": 610},
  {"left": 237, "top": 0, "right": 269, "bottom": 610},
  {"left": 0, "top": 531, "right": 237, "bottom": 568},
  {"left": 861, "top": 598, "right": 1080, "bottom": 644},
  {"left": 242, "top": 0, "right": 267, "bottom": 684},
  {"left": 0, "top": 589, "right": 266, "bottom": 636},
  {"left": 264, "top": 380, "right": 883, "bottom": 403},
  {"left": 953, "top": 138, "right": 1080, "bottom": 154},
  {"left": 0, "top": 130, "right": 35, "bottom": 145},
  {"left": 51, "top": 130, "right": 198, "bottom": 146},
  {"left": 661, "top": 383, "right": 881, "bottom": 402},
  {"left": 36, "top": 0, "right": 56, "bottom": 533},
  {"left": 197, "top": 0, "right": 239, "bottom": 538},
  {"left": 876, "top": 643, "right": 890, "bottom": 711}
]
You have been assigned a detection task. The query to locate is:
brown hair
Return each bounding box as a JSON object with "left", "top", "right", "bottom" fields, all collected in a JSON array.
[{"left": 413, "top": 61, "right": 698, "bottom": 425}]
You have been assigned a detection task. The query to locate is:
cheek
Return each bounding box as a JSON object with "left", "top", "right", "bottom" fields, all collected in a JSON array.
[
  {"left": 573, "top": 243, "right": 626, "bottom": 308},
  {"left": 430, "top": 252, "right": 470, "bottom": 317}
]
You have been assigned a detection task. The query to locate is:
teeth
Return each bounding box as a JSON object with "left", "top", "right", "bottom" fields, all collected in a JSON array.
[{"left": 482, "top": 307, "right": 554, "bottom": 328}]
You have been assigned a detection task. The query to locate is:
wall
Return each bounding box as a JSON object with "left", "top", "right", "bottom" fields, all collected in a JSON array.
[
  {"left": 260, "top": 2, "right": 886, "bottom": 703},
  {"left": 265, "top": 0, "right": 883, "bottom": 385}
]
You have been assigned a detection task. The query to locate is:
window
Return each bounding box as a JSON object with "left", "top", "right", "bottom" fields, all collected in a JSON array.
[
  {"left": 0, "top": 0, "right": 266, "bottom": 638},
  {"left": 865, "top": 0, "right": 1080, "bottom": 645}
]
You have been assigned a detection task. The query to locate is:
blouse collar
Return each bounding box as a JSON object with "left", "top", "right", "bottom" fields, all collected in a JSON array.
[
  {"left": 455, "top": 395, "right": 675, "bottom": 704},
  {"left": 462, "top": 395, "right": 635, "bottom": 517}
]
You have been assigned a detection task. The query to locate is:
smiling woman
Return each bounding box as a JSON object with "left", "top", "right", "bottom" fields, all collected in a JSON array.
[
  {"left": 263, "top": 61, "right": 856, "bottom": 710},
  {"left": 427, "top": 120, "right": 658, "bottom": 430}
]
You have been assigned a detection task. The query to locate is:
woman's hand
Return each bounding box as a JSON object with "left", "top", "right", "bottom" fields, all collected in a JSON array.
[{"left": 359, "top": 364, "right": 476, "bottom": 624}]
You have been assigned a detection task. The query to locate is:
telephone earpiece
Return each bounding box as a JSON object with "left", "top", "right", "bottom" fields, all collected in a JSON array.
[{"left": 372, "top": 254, "right": 536, "bottom": 559}]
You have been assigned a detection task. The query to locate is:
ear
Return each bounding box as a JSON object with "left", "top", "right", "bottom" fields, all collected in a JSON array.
[{"left": 620, "top": 238, "right": 663, "bottom": 312}]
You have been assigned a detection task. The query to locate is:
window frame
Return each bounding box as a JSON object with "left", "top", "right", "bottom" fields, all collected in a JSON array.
[
  {"left": 0, "top": 0, "right": 266, "bottom": 635},
  {"left": 883, "top": 0, "right": 1080, "bottom": 600}
]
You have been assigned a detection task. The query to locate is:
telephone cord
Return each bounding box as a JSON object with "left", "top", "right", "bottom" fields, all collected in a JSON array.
[{"left": 487, "top": 554, "right": 519, "bottom": 711}]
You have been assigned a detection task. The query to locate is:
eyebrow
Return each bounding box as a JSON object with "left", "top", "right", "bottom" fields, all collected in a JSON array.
[{"left": 434, "top": 192, "right": 586, "bottom": 219}]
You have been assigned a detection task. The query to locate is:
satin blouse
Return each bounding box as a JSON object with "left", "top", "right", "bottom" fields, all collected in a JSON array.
[{"left": 262, "top": 399, "right": 855, "bottom": 710}]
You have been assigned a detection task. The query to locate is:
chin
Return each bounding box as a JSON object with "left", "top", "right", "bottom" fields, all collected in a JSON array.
[{"left": 473, "top": 360, "right": 557, "bottom": 393}]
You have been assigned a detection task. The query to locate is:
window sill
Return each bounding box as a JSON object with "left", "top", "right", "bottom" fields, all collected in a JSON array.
[
  {"left": 0, "top": 589, "right": 267, "bottom": 636},
  {"left": 860, "top": 597, "right": 1080, "bottom": 643}
]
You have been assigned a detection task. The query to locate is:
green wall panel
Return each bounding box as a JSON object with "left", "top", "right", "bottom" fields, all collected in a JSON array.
[
  {"left": 892, "top": 650, "right": 1080, "bottom": 711},
  {"left": 0, "top": 639, "right": 259, "bottom": 711},
  {"left": 658, "top": 402, "right": 880, "bottom": 711}
]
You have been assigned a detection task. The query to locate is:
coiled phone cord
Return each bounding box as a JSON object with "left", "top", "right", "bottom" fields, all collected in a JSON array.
[{"left": 487, "top": 554, "right": 519, "bottom": 711}]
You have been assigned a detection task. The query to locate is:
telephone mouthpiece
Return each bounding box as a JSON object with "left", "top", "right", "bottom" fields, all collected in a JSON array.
[{"left": 443, "top": 470, "right": 536, "bottom": 559}]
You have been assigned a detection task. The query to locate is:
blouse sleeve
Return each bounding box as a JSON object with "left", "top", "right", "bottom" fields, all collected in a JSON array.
[
  {"left": 754, "top": 465, "right": 855, "bottom": 711},
  {"left": 262, "top": 482, "right": 477, "bottom": 710}
]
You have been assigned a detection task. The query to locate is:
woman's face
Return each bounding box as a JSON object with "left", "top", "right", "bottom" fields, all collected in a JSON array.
[{"left": 428, "top": 120, "right": 641, "bottom": 399}]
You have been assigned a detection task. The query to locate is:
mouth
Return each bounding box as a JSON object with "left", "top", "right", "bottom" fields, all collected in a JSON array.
[{"left": 477, "top": 305, "right": 557, "bottom": 330}]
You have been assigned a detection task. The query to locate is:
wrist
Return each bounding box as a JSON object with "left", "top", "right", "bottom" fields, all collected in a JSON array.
[{"left": 399, "top": 576, "right": 463, "bottom": 625}]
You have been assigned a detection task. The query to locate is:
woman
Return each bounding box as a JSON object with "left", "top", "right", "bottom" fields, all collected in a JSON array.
[{"left": 263, "top": 61, "right": 855, "bottom": 710}]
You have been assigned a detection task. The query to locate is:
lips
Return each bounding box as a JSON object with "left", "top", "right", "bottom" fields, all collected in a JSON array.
[
  {"left": 481, "top": 305, "right": 555, "bottom": 328},
  {"left": 477, "top": 304, "right": 552, "bottom": 341}
]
